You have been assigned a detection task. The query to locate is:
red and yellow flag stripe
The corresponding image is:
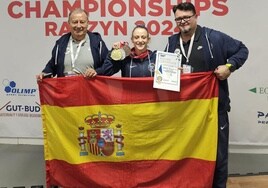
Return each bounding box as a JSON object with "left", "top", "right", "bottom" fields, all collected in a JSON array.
[{"left": 39, "top": 72, "right": 218, "bottom": 188}]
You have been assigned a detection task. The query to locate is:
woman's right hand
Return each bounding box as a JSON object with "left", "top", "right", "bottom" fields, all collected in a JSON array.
[{"left": 112, "top": 42, "right": 121, "bottom": 49}]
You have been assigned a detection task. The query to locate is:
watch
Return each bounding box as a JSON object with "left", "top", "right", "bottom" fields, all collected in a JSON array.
[{"left": 225, "top": 63, "right": 235, "bottom": 72}]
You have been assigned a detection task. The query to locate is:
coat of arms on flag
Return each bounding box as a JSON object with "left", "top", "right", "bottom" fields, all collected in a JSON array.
[{"left": 78, "top": 112, "right": 124, "bottom": 157}]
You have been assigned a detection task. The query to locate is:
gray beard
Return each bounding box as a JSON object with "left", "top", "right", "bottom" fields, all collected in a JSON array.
[{"left": 181, "top": 27, "right": 191, "bottom": 34}]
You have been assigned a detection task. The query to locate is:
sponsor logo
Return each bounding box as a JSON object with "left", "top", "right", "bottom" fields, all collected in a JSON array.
[
  {"left": 249, "top": 87, "right": 268, "bottom": 101},
  {"left": 2, "top": 79, "right": 37, "bottom": 96},
  {"left": 220, "top": 123, "right": 227, "bottom": 130},
  {"left": 0, "top": 101, "right": 41, "bottom": 118},
  {"left": 197, "top": 46, "right": 203, "bottom": 50},
  {"left": 249, "top": 87, "right": 268, "bottom": 94},
  {"left": 257, "top": 111, "right": 268, "bottom": 125}
]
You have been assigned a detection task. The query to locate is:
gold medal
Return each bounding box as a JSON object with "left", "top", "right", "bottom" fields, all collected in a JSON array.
[{"left": 111, "top": 49, "right": 123, "bottom": 61}]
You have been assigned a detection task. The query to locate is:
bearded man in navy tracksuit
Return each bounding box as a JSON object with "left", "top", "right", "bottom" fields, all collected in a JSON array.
[{"left": 165, "top": 2, "right": 249, "bottom": 188}]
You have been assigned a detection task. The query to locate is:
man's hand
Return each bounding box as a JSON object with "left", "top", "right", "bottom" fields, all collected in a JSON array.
[
  {"left": 214, "top": 65, "right": 231, "bottom": 80},
  {"left": 84, "top": 67, "right": 97, "bottom": 78},
  {"left": 36, "top": 73, "right": 44, "bottom": 81}
]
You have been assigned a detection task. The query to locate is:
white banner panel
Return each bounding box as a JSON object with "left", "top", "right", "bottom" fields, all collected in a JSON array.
[{"left": 1, "top": 0, "right": 267, "bottom": 149}]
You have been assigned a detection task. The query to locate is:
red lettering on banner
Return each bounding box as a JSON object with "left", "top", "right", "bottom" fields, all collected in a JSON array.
[
  {"left": 45, "top": 22, "right": 58, "bottom": 36},
  {"left": 100, "top": 0, "right": 106, "bottom": 17},
  {"left": 212, "top": 0, "right": 228, "bottom": 16},
  {"left": 25, "top": 1, "right": 41, "bottom": 18},
  {"left": 88, "top": 21, "right": 98, "bottom": 32},
  {"left": 8, "top": 0, "right": 229, "bottom": 37},
  {"left": 84, "top": 0, "right": 99, "bottom": 16},
  {"left": 147, "top": 20, "right": 161, "bottom": 35},
  {"left": 162, "top": 20, "right": 179, "bottom": 35},
  {"left": 108, "top": 0, "right": 127, "bottom": 17},
  {"left": 7, "top": 0, "right": 229, "bottom": 19},
  {"left": 62, "top": 0, "right": 81, "bottom": 17},
  {"left": 98, "top": 21, "right": 127, "bottom": 35},
  {"left": 194, "top": 0, "right": 210, "bottom": 15},
  {"left": 114, "top": 21, "right": 127, "bottom": 35},
  {"left": 148, "top": 0, "right": 163, "bottom": 16},
  {"left": 135, "top": 20, "right": 178, "bottom": 36},
  {"left": 129, "top": 0, "right": 146, "bottom": 16},
  {"left": 165, "top": 0, "right": 177, "bottom": 16},
  {"left": 99, "top": 21, "right": 112, "bottom": 35},
  {"left": 45, "top": 22, "right": 69, "bottom": 36},
  {"left": 8, "top": 1, "right": 23, "bottom": 19},
  {"left": 43, "top": 1, "right": 61, "bottom": 18},
  {"left": 193, "top": 0, "right": 229, "bottom": 16},
  {"left": 59, "top": 22, "right": 70, "bottom": 36},
  {"left": 45, "top": 21, "right": 127, "bottom": 36}
]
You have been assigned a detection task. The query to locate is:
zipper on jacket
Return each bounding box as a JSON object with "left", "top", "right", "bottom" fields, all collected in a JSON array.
[
  {"left": 205, "top": 31, "right": 214, "bottom": 59},
  {"left": 55, "top": 45, "right": 59, "bottom": 65},
  {"left": 99, "top": 41, "right": 102, "bottom": 63}
]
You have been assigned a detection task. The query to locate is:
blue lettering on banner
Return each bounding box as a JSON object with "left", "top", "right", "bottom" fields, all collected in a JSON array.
[
  {"left": 2, "top": 79, "right": 37, "bottom": 96},
  {"left": 257, "top": 111, "right": 268, "bottom": 125}
]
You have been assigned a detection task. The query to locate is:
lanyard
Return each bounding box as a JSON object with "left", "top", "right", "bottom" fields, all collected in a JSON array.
[
  {"left": 179, "top": 33, "right": 195, "bottom": 63},
  {"left": 70, "top": 38, "right": 86, "bottom": 68}
]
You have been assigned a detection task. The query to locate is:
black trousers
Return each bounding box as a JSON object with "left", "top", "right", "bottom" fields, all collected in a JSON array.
[{"left": 213, "top": 112, "right": 229, "bottom": 188}]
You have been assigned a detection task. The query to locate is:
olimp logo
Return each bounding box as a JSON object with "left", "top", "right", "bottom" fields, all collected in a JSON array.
[
  {"left": 249, "top": 87, "right": 268, "bottom": 101},
  {"left": 2, "top": 79, "right": 37, "bottom": 96}
]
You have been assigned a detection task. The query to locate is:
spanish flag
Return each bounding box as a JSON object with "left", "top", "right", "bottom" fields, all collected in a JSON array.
[{"left": 38, "top": 72, "right": 218, "bottom": 188}]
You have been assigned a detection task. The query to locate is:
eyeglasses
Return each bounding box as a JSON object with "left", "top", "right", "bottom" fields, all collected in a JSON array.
[{"left": 174, "top": 15, "right": 195, "bottom": 23}]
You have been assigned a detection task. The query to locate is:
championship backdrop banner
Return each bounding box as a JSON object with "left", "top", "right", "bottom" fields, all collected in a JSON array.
[
  {"left": 38, "top": 72, "right": 218, "bottom": 187},
  {"left": 1, "top": 1, "right": 268, "bottom": 149}
]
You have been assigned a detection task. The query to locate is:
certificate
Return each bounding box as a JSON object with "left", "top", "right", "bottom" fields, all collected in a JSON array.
[{"left": 153, "top": 51, "right": 181, "bottom": 92}]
